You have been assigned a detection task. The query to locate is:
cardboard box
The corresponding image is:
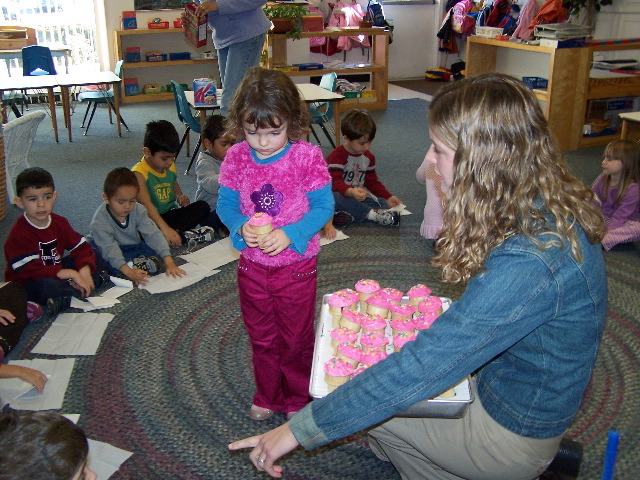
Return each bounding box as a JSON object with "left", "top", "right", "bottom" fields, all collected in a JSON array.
[
  {"left": 124, "top": 78, "right": 139, "bottom": 96},
  {"left": 122, "top": 11, "right": 137, "bottom": 30},
  {"left": 125, "top": 47, "right": 141, "bottom": 63},
  {"left": 193, "top": 78, "right": 217, "bottom": 106},
  {"left": 183, "top": 2, "right": 208, "bottom": 48},
  {"left": 302, "top": 15, "right": 324, "bottom": 32},
  {"left": 148, "top": 21, "right": 170, "bottom": 29}
]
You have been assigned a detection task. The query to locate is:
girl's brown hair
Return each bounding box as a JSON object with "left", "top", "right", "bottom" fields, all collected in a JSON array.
[
  {"left": 226, "top": 67, "right": 310, "bottom": 141},
  {"left": 430, "top": 73, "right": 605, "bottom": 284},
  {"left": 600, "top": 139, "right": 640, "bottom": 205}
]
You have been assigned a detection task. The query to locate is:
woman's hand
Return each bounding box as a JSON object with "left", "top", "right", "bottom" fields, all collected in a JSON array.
[
  {"left": 195, "top": 1, "right": 218, "bottom": 17},
  {"left": 228, "top": 423, "right": 300, "bottom": 478}
]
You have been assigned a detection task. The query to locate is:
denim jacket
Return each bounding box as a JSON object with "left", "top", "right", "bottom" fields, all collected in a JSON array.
[{"left": 290, "top": 225, "right": 606, "bottom": 447}]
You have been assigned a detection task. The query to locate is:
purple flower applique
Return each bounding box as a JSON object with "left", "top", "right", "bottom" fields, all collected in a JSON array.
[{"left": 251, "top": 183, "right": 284, "bottom": 216}]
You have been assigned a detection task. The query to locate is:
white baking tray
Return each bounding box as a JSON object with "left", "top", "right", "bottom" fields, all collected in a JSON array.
[{"left": 310, "top": 294, "right": 474, "bottom": 418}]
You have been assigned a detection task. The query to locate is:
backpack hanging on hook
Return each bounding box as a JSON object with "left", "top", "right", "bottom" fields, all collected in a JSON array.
[{"left": 365, "top": 0, "right": 394, "bottom": 43}]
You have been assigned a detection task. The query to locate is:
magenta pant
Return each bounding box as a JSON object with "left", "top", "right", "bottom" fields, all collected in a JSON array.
[{"left": 237, "top": 255, "right": 317, "bottom": 414}]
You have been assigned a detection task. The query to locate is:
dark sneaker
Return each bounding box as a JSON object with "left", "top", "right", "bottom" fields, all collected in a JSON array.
[
  {"left": 46, "top": 296, "right": 72, "bottom": 321},
  {"left": 184, "top": 226, "right": 216, "bottom": 247},
  {"left": 375, "top": 210, "right": 400, "bottom": 227},
  {"left": 132, "top": 255, "right": 161, "bottom": 274},
  {"left": 94, "top": 269, "right": 111, "bottom": 289},
  {"left": 333, "top": 211, "right": 354, "bottom": 229}
]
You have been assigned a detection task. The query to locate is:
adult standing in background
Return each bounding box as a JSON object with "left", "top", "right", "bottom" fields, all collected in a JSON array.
[{"left": 192, "top": 0, "right": 271, "bottom": 115}]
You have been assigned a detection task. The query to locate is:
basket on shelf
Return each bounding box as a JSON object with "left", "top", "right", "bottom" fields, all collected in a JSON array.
[{"left": 587, "top": 118, "right": 611, "bottom": 134}]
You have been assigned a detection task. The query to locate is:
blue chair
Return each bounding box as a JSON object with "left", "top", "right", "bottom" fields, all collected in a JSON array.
[
  {"left": 22, "top": 45, "right": 57, "bottom": 76},
  {"left": 309, "top": 72, "right": 338, "bottom": 149},
  {"left": 77, "top": 60, "right": 130, "bottom": 135},
  {"left": 171, "top": 80, "right": 202, "bottom": 175}
]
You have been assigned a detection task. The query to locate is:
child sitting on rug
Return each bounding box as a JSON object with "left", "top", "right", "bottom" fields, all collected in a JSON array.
[
  {"left": 194, "top": 115, "right": 234, "bottom": 238},
  {"left": 0, "top": 411, "right": 97, "bottom": 480},
  {"left": 217, "top": 67, "right": 334, "bottom": 421},
  {"left": 132, "top": 120, "right": 212, "bottom": 248},
  {"left": 4, "top": 168, "right": 108, "bottom": 320},
  {"left": 591, "top": 139, "right": 640, "bottom": 250},
  {"left": 325, "top": 108, "right": 403, "bottom": 229},
  {"left": 89, "top": 168, "right": 186, "bottom": 286}
]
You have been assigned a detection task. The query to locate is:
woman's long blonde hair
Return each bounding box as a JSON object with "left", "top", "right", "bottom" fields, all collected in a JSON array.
[{"left": 430, "top": 74, "right": 605, "bottom": 284}]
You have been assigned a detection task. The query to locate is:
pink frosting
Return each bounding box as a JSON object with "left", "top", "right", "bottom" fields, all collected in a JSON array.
[
  {"left": 393, "top": 331, "right": 417, "bottom": 349},
  {"left": 415, "top": 312, "right": 439, "bottom": 330},
  {"left": 359, "top": 332, "right": 389, "bottom": 348},
  {"left": 328, "top": 290, "right": 359, "bottom": 308},
  {"left": 330, "top": 326, "right": 359, "bottom": 344},
  {"left": 418, "top": 296, "right": 443, "bottom": 313},
  {"left": 365, "top": 294, "right": 392, "bottom": 309},
  {"left": 355, "top": 279, "right": 380, "bottom": 294},
  {"left": 337, "top": 343, "right": 362, "bottom": 362},
  {"left": 379, "top": 287, "right": 403, "bottom": 303},
  {"left": 390, "top": 318, "right": 417, "bottom": 332},
  {"left": 389, "top": 303, "right": 416, "bottom": 316},
  {"left": 360, "top": 347, "right": 388, "bottom": 365},
  {"left": 324, "top": 357, "right": 355, "bottom": 376},
  {"left": 341, "top": 308, "right": 364, "bottom": 324},
  {"left": 247, "top": 212, "right": 272, "bottom": 226},
  {"left": 360, "top": 314, "right": 387, "bottom": 331},
  {"left": 407, "top": 284, "right": 432, "bottom": 298}
]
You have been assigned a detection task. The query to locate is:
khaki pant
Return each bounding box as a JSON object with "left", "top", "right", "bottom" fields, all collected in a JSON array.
[{"left": 368, "top": 380, "right": 562, "bottom": 480}]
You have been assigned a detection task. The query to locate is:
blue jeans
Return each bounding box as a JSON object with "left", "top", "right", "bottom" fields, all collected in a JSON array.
[
  {"left": 90, "top": 240, "right": 156, "bottom": 276},
  {"left": 217, "top": 33, "right": 265, "bottom": 115},
  {"left": 333, "top": 191, "right": 389, "bottom": 223}
]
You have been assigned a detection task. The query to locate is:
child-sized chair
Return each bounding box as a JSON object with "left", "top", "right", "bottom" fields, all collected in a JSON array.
[
  {"left": 309, "top": 72, "right": 338, "bottom": 148},
  {"left": 171, "top": 80, "right": 202, "bottom": 175}
]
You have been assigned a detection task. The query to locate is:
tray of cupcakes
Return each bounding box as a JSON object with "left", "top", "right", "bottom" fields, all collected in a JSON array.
[{"left": 310, "top": 280, "right": 473, "bottom": 418}]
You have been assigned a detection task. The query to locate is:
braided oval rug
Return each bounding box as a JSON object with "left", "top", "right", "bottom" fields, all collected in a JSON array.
[{"left": 9, "top": 219, "right": 640, "bottom": 479}]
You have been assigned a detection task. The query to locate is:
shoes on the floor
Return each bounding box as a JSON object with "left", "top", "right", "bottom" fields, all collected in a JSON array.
[
  {"left": 94, "top": 269, "right": 111, "bottom": 289},
  {"left": 375, "top": 210, "right": 400, "bottom": 227},
  {"left": 249, "top": 404, "right": 275, "bottom": 421},
  {"left": 333, "top": 211, "right": 354, "bottom": 229},
  {"left": 184, "top": 226, "right": 216, "bottom": 248},
  {"left": 46, "top": 296, "right": 71, "bottom": 321},
  {"left": 132, "top": 255, "right": 162, "bottom": 274},
  {"left": 26, "top": 301, "right": 44, "bottom": 323}
]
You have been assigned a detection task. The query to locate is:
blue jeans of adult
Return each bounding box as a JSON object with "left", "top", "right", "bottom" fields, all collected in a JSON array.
[
  {"left": 217, "top": 33, "right": 265, "bottom": 115},
  {"left": 333, "top": 191, "right": 390, "bottom": 223}
]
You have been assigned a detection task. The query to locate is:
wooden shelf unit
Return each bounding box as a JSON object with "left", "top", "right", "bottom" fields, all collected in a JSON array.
[
  {"left": 114, "top": 28, "right": 217, "bottom": 104},
  {"left": 264, "top": 28, "right": 390, "bottom": 112},
  {"left": 466, "top": 37, "right": 640, "bottom": 150}
]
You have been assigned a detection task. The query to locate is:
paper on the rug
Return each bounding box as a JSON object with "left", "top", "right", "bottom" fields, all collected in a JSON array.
[
  {"left": 31, "top": 313, "right": 115, "bottom": 355},
  {"left": 178, "top": 237, "right": 240, "bottom": 269},
  {"left": 139, "top": 262, "right": 219, "bottom": 294},
  {"left": 390, "top": 204, "right": 411, "bottom": 216},
  {"left": 102, "top": 277, "right": 134, "bottom": 298},
  {"left": 320, "top": 230, "right": 349, "bottom": 246},
  {"left": 87, "top": 439, "right": 133, "bottom": 480},
  {"left": 63, "top": 413, "right": 80, "bottom": 423},
  {"left": 0, "top": 358, "right": 75, "bottom": 410},
  {"left": 71, "top": 296, "right": 120, "bottom": 311}
]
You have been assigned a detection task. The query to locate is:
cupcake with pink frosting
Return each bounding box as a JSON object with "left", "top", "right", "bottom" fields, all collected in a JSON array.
[
  {"left": 354, "top": 279, "right": 380, "bottom": 311},
  {"left": 328, "top": 289, "right": 359, "bottom": 327},
  {"left": 330, "top": 326, "right": 359, "bottom": 349},
  {"left": 360, "top": 313, "right": 388, "bottom": 335},
  {"left": 247, "top": 212, "right": 273, "bottom": 248},
  {"left": 415, "top": 311, "right": 439, "bottom": 330},
  {"left": 324, "top": 357, "right": 355, "bottom": 392},
  {"left": 336, "top": 342, "right": 362, "bottom": 367},
  {"left": 379, "top": 287, "right": 404, "bottom": 304},
  {"left": 393, "top": 331, "right": 417, "bottom": 352},
  {"left": 389, "top": 302, "right": 416, "bottom": 321},
  {"left": 390, "top": 317, "right": 417, "bottom": 336},
  {"left": 359, "top": 331, "right": 390, "bottom": 352},
  {"left": 339, "top": 308, "right": 364, "bottom": 333},
  {"left": 406, "top": 284, "right": 433, "bottom": 307},
  {"left": 359, "top": 347, "right": 388, "bottom": 366},
  {"left": 418, "top": 296, "right": 444, "bottom": 315},
  {"left": 365, "top": 294, "right": 393, "bottom": 317}
]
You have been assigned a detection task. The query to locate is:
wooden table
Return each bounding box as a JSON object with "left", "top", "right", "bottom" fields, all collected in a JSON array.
[
  {"left": 619, "top": 111, "right": 640, "bottom": 140},
  {"left": 56, "top": 71, "right": 123, "bottom": 142},
  {"left": 0, "top": 75, "right": 60, "bottom": 142}
]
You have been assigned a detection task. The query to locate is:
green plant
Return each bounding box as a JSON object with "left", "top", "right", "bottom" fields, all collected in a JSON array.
[
  {"left": 565, "top": 0, "right": 614, "bottom": 26},
  {"left": 263, "top": 4, "right": 308, "bottom": 39}
]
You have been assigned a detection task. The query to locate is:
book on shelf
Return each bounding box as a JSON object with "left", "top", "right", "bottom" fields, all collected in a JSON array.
[
  {"left": 534, "top": 23, "right": 591, "bottom": 39},
  {"left": 539, "top": 37, "right": 586, "bottom": 48},
  {"left": 592, "top": 59, "right": 639, "bottom": 70}
]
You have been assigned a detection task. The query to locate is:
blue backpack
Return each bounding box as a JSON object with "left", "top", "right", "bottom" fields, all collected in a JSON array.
[{"left": 366, "top": 0, "right": 394, "bottom": 43}]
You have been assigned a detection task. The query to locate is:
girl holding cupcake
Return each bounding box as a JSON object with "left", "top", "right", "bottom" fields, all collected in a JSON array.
[
  {"left": 217, "top": 67, "right": 334, "bottom": 421},
  {"left": 230, "top": 74, "right": 606, "bottom": 480}
]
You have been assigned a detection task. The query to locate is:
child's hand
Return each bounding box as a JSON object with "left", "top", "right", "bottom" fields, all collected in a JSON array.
[
  {"left": 122, "top": 265, "right": 149, "bottom": 286},
  {"left": 260, "top": 229, "right": 291, "bottom": 256},
  {"left": 322, "top": 222, "right": 337, "bottom": 241},
  {"left": 348, "top": 187, "right": 368, "bottom": 202},
  {"left": 164, "top": 257, "right": 187, "bottom": 278},
  {"left": 0, "top": 309, "right": 16, "bottom": 326},
  {"left": 387, "top": 196, "right": 402, "bottom": 208},
  {"left": 17, "top": 366, "right": 48, "bottom": 393},
  {"left": 58, "top": 269, "right": 91, "bottom": 297},
  {"left": 162, "top": 227, "right": 183, "bottom": 248},
  {"left": 78, "top": 265, "right": 95, "bottom": 292},
  {"left": 241, "top": 223, "right": 260, "bottom": 248},
  {"left": 177, "top": 194, "right": 190, "bottom": 207}
]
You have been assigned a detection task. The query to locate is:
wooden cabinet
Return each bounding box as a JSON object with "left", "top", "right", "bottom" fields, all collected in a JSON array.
[
  {"left": 264, "top": 28, "right": 389, "bottom": 112},
  {"left": 114, "top": 28, "right": 218, "bottom": 104},
  {"left": 466, "top": 37, "right": 640, "bottom": 150}
]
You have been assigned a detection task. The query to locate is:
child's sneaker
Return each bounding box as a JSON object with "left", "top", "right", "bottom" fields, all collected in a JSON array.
[
  {"left": 132, "top": 255, "right": 162, "bottom": 274},
  {"left": 26, "top": 301, "right": 44, "bottom": 323},
  {"left": 94, "top": 269, "right": 111, "bottom": 289},
  {"left": 333, "top": 211, "right": 354, "bottom": 229},
  {"left": 184, "top": 226, "right": 216, "bottom": 247},
  {"left": 46, "top": 296, "right": 71, "bottom": 321},
  {"left": 375, "top": 210, "right": 400, "bottom": 227}
]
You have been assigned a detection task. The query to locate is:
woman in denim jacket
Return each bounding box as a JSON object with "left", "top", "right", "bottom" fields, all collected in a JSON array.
[{"left": 229, "top": 74, "right": 607, "bottom": 480}]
